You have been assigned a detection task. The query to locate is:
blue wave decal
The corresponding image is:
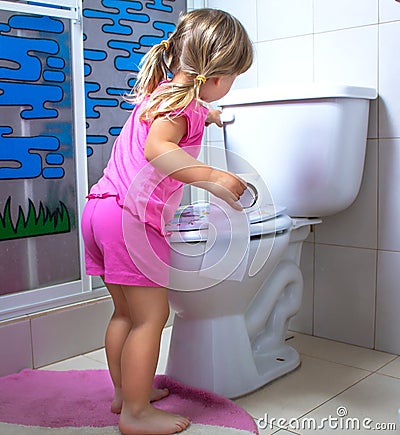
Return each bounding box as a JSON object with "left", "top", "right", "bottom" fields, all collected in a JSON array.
[
  {"left": 108, "top": 39, "right": 142, "bottom": 72},
  {"left": 83, "top": 4, "right": 149, "bottom": 36},
  {"left": 139, "top": 21, "right": 175, "bottom": 46},
  {"left": 0, "top": 34, "right": 58, "bottom": 81},
  {"left": 0, "top": 82, "right": 63, "bottom": 119},
  {"left": 0, "top": 126, "right": 63, "bottom": 180},
  {"left": 146, "top": 0, "right": 173, "bottom": 12},
  {"left": 9, "top": 15, "right": 63, "bottom": 33},
  {"left": 0, "top": 12, "right": 71, "bottom": 181},
  {"left": 83, "top": 0, "right": 183, "bottom": 162},
  {"left": 85, "top": 82, "right": 119, "bottom": 118}
]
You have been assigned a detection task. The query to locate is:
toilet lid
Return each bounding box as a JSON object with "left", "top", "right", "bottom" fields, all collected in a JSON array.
[{"left": 167, "top": 202, "right": 292, "bottom": 243}]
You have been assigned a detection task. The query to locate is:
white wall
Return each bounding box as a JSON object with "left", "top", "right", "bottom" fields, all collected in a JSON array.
[{"left": 203, "top": 0, "right": 400, "bottom": 354}]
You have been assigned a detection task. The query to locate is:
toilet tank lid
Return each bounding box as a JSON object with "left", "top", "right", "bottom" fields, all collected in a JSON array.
[{"left": 219, "top": 83, "right": 377, "bottom": 107}]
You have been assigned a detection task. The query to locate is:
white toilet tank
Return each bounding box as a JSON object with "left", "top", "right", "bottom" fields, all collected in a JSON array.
[{"left": 219, "top": 83, "right": 377, "bottom": 217}]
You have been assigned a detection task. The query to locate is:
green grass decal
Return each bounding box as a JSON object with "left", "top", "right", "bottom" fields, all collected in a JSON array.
[{"left": 0, "top": 196, "right": 71, "bottom": 241}]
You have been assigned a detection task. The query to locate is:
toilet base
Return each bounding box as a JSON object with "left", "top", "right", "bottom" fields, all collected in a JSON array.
[
  {"left": 165, "top": 313, "right": 300, "bottom": 399},
  {"left": 252, "top": 344, "right": 300, "bottom": 394}
]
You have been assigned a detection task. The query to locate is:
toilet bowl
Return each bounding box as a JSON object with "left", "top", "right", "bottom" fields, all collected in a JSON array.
[
  {"left": 165, "top": 83, "right": 377, "bottom": 398},
  {"left": 166, "top": 196, "right": 319, "bottom": 398}
]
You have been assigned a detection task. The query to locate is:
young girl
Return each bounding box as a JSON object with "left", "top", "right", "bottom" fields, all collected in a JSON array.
[{"left": 81, "top": 8, "right": 253, "bottom": 435}]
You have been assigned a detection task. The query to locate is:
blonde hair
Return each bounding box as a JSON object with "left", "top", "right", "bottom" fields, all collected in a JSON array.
[{"left": 126, "top": 8, "right": 254, "bottom": 120}]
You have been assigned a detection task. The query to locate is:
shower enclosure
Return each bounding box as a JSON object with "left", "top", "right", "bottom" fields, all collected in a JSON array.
[{"left": 0, "top": 0, "right": 185, "bottom": 321}]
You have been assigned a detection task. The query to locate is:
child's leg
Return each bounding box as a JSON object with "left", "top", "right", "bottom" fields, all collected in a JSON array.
[
  {"left": 104, "top": 281, "right": 169, "bottom": 414},
  {"left": 104, "top": 281, "right": 131, "bottom": 413},
  {"left": 118, "top": 285, "right": 190, "bottom": 435}
]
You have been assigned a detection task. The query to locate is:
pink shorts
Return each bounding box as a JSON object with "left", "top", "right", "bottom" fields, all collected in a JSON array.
[{"left": 81, "top": 196, "right": 170, "bottom": 287}]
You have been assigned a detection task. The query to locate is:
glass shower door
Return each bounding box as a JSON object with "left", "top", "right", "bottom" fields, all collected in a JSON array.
[
  {"left": 0, "top": 0, "right": 187, "bottom": 320},
  {"left": 0, "top": 0, "right": 92, "bottom": 320}
]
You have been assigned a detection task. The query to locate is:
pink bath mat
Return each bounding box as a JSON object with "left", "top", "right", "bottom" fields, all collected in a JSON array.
[{"left": 0, "top": 369, "right": 258, "bottom": 433}]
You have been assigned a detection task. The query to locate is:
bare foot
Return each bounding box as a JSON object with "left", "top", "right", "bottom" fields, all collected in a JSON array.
[
  {"left": 150, "top": 387, "right": 170, "bottom": 402},
  {"left": 119, "top": 404, "right": 190, "bottom": 434},
  {"left": 111, "top": 387, "right": 169, "bottom": 414},
  {"left": 111, "top": 387, "right": 123, "bottom": 414}
]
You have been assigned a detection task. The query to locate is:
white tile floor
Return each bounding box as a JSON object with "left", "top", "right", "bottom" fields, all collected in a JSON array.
[{"left": 41, "top": 328, "right": 400, "bottom": 434}]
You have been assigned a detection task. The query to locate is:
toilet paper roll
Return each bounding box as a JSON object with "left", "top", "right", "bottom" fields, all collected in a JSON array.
[{"left": 199, "top": 195, "right": 250, "bottom": 282}]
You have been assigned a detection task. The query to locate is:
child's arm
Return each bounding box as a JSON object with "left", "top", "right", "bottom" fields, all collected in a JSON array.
[{"left": 144, "top": 115, "right": 246, "bottom": 210}]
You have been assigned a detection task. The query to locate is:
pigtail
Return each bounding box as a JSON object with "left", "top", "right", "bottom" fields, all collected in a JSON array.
[
  {"left": 126, "top": 40, "right": 170, "bottom": 104},
  {"left": 140, "top": 82, "right": 197, "bottom": 121},
  {"left": 194, "top": 74, "right": 206, "bottom": 100}
]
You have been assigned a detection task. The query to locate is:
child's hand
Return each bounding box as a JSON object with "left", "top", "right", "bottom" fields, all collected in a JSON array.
[
  {"left": 205, "top": 109, "right": 223, "bottom": 127},
  {"left": 206, "top": 169, "right": 247, "bottom": 210}
]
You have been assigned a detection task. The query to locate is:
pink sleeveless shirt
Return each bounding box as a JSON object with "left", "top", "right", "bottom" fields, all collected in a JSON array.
[{"left": 88, "top": 98, "right": 209, "bottom": 235}]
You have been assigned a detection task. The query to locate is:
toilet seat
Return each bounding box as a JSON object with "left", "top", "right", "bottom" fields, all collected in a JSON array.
[{"left": 167, "top": 202, "right": 292, "bottom": 243}]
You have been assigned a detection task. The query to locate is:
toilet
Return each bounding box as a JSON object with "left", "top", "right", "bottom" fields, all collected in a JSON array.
[{"left": 165, "top": 83, "right": 377, "bottom": 399}]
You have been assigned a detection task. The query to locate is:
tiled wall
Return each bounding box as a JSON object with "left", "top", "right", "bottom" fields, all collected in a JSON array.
[
  {"left": 204, "top": 0, "right": 400, "bottom": 354},
  {"left": 0, "top": 297, "right": 114, "bottom": 376}
]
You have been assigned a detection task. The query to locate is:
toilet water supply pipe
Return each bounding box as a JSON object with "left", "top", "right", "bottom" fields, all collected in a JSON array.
[{"left": 245, "top": 260, "right": 303, "bottom": 350}]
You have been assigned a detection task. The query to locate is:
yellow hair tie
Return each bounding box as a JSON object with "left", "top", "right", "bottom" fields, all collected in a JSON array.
[
  {"left": 161, "top": 40, "right": 169, "bottom": 50},
  {"left": 195, "top": 74, "right": 207, "bottom": 85}
]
